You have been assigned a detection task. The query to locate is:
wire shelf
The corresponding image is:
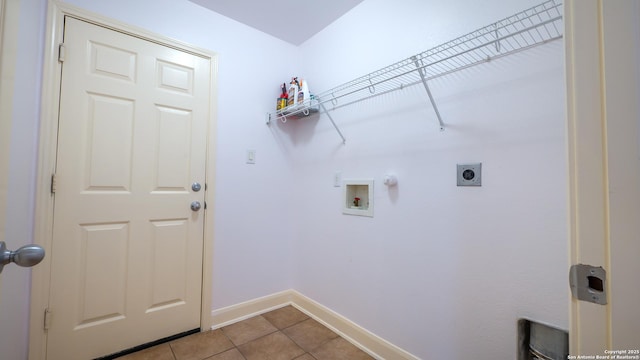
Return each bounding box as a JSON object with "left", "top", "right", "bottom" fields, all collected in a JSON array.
[{"left": 267, "top": 0, "right": 563, "bottom": 141}]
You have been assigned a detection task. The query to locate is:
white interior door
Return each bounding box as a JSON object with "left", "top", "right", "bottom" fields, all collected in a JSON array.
[
  {"left": 565, "top": 0, "right": 640, "bottom": 353},
  {"left": 46, "top": 16, "right": 210, "bottom": 359}
]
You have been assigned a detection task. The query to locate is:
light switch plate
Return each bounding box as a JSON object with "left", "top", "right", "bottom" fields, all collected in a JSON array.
[
  {"left": 457, "top": 163, "right": 481, "bottom": 186},
  {"left": 333, "top": 171, "right": 342, "bottom": 187},
  {"left": 246, "top": 150, "right": 256, "bottom": 164}
]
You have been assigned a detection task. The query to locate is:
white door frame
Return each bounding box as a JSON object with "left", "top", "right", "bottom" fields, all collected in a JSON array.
[
  {"left": 0, "top": 0, "right": 8, "bottom": 328},
  {"left": 564, "top": 0, "right": 609, "bottom": 352},
  {"left": 29, "top": 2, "right": 218, "bottom": 359},
  {"left": 0, "top": 0, "right": 9, "bottom": 235},
  {"left": 565, "top": 0, "right": 640, "bottom": 354}
]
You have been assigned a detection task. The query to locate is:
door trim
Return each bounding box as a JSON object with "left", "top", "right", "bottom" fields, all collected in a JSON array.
[
  {"left": 29, "top": 2, "right": 218, "bottom": 359},
  {"left": 564, "top": 0, "right": 610, "bottom": 353},
  {"left": 0, "top": 0, "right": 9, "bottom": 242},
  {"left": 565, "top": 0, "right": 640, "bottom": 353}
]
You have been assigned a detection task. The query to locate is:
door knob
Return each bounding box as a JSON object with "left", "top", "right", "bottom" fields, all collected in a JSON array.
[
  {"left": 0, "top": 241, "right": 45, "bottom": 274},
  {"left": 190, "top": 201, "right": 201, "bottom": 211},
  {"left": 191, "top": 182, "right": 202, "bottom": 192}
]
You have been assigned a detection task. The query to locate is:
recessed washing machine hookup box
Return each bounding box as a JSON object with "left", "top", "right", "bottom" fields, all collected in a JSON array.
[{"left": 342, "top": 179, "right": 373, "bottom": 217}]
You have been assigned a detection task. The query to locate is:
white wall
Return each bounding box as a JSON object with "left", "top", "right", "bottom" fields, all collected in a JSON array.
[
  {"left": 1, "top": 0, "right": 568, "bottom": 359},
  {"left": 288, "top": 0, "right": 568, "bottom": 358},
  {"left": 0, "top": 0, "right": 299, "bottom": 358},
  {"left": 0, "top": 0, "right": 47, "bottom": 358}
]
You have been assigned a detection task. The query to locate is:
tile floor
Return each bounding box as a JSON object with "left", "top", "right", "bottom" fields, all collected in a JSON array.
[{"left": 116, "top": 306, "right": 374, "bottom": 360}]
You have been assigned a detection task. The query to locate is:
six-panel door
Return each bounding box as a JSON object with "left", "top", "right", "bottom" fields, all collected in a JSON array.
[{"left": 47, "top": 16, "right": 210, "bottom": 359}]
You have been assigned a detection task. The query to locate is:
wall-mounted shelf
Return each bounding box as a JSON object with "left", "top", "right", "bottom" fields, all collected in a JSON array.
[
  {"left": 266, "top": 98, "right": 347, "bottom": 144},
  {"left": 266, "top": 0, "right": 563, "bottom": 143}
]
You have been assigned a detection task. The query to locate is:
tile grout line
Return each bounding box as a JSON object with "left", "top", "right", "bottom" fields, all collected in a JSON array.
[
  {"left": 227, "top": 312, "right": 318, "bottom": 360},
  {"left": 218, "top": 328, "right": 247, "bottom": 360},
  {"left": 278, "top": 329, "right": 316, "bottom": 360},
  {"left": 277, "top": 319, "right": 338, "bottom": 359},
  {"left": 168, "top": 341, "right": 177, "bottom": 360},
  {"left": 262, "top": 313, "right": 317, "bottom": 359}
]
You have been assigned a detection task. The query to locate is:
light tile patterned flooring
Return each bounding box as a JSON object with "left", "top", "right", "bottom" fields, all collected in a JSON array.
[{"left": 117, "top": 305, "right": 374, "bottom": 360}]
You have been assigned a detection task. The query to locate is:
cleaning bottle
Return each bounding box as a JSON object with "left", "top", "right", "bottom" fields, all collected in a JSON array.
[
  {"left": 297, "top": 79, "right": 309, "bottom": 107},
  {"left": 287, "top": 77, "right": 298, "bottom": 107},
  {"left": 278, "top": 82, "right": 288, "bottom": 110}
]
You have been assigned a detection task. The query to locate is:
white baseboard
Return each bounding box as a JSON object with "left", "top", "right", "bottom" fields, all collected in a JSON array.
[
  {"left": 210, "top": 289, "right": 419, "bottom": 360},
  {"left": 210, "top": 290, "right": 294, "bottom": 329}
]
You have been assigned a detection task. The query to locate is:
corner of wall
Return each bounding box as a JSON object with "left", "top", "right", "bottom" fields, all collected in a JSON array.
[{"left": 210, "top": 290, "right": 419, "bottom": 360}]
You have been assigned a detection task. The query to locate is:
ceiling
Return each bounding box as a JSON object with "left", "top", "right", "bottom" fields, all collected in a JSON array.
[{"left": 188, "top": 0, "right": 365, "bottom": 45}]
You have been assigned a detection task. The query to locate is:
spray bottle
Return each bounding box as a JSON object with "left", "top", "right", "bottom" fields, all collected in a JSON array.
[{"left": 277, "top": 82, "right": 288, "bottom": 110}]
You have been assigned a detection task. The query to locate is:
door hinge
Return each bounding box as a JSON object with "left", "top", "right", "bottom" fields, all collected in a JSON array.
[
  {"left": 58, "top": 43, "right": 65, "bottom": 62},
  {"left": 51, "top": 174, "right": 57, "bottom": 194},
  {"left": 44, "top": 308, "right": 52, "bottom": 331}
]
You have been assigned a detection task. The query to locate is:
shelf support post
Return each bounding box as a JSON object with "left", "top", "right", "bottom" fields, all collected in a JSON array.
[
  {"left": 319, "top": 102, "right": 346, "bottom": 144},
  {"left": 411, "top": 56, "right": 445, "bottom": 131}
]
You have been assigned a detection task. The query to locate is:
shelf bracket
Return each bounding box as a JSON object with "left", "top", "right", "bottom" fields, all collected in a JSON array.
[
  {"left": 411, "top": 56, "right": 445, "bottom": 131},
  {"left": 266, "top": 112, "right": 287, "bottom": 124},
  {"left": 319, "top": 102, "right": 346, "bottom": 144}
]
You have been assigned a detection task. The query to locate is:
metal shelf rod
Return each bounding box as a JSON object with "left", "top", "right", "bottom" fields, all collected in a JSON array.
[
  {"left": 412, "top": 56, "right": 445, "bottom": 131},
  {"left": 319, "top": 102, "right": 346, "bottom": 144}
]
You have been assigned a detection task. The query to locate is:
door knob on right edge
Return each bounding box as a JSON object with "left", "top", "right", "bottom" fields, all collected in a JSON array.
[
  {"left": 190, "top": 201, "right": 201, "bottom": 212},
  {"left": 0, "top": 241, "right": 46, "bottom": 273}
]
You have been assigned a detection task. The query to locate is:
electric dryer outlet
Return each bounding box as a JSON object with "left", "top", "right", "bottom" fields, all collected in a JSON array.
[{"left": 457, "top": 163, "right": 482, "bottom": 186}]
